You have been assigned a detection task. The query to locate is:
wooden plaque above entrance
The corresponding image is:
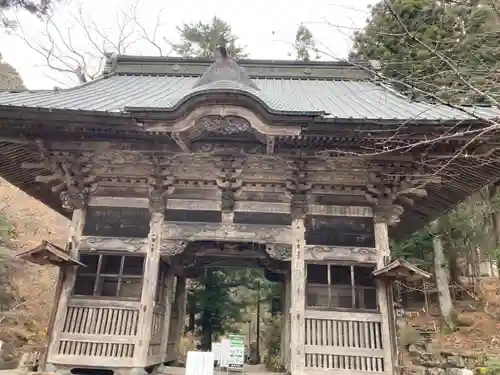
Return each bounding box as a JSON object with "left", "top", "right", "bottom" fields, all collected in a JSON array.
[{"left": 83, "top": 207, "right": 150, "bottom": 238}]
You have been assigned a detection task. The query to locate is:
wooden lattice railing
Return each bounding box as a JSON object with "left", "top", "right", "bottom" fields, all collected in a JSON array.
[{"left": 304, "top": 310, "right": 385, "bottom": 373}]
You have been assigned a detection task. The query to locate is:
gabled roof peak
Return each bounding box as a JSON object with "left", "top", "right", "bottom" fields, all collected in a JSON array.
[{"left": 193, "top": 54, "right": 260, "bottom": 91}]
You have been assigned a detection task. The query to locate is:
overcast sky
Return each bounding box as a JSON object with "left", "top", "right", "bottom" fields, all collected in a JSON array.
[{"left": 0, "top": 0, "right": 374, "bottom": 90}]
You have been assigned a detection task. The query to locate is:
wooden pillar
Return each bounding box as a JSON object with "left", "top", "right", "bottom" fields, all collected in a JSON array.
[
  {"left": 374, "top": 217, "right": 395, "bottom": 375},
  {"left": 46, "top": 207, "right": 86, "bottom": 369},
  {"left": 290, "top": 217, "right": 306, "bottom": 375},
  {"left": 172, "top": 275, "right": 187, "bottom": 360},
  {"left": 135, "top": 210, "right": 164, "bottom": 369}
]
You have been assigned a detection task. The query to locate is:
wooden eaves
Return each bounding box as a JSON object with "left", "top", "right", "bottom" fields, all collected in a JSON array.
[
  {"left": 372, "top": 257, "right": 431, "bottom": 281},
  {"left": 16, "top": 240, "right": 85, "bottom": 268}
]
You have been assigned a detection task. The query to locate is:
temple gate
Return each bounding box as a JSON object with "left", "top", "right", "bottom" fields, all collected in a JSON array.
[{"left": 1, "top": 50, "right": 500, "bottom": 375}]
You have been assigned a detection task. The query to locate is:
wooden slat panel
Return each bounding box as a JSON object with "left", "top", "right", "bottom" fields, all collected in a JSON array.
[
  {"left": 57, "top": 341, "right": 135, "bottom": 358},
  {"left": 305, "top": 345, "right": 384, "bottom": 358},
  {"left": 57, "top": 303, "right": 140, "bottom": 360},
  {"left": 304, "top": 309, "right": 385, "bottom": 373},
  {"left": 306, "top": 369, "right": 384, "bottom": 375}
]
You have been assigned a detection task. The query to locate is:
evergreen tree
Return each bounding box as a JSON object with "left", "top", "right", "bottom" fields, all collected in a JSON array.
[
  {"left": 350, "top": 0, "right": 500, "bottom": 103},
  {"left": 193, "top": 269, "right": 244, "bottom": 349},
  {"left": 187, "top": 267, "right": 280, "bottom": 350},
  {"left": 0, "top": 55, "right": 25, "bottom": 90},
  {"left": 173, "top": 17, "right": 247, "bottom": 59},
  {"left": 294, "top": 24, "right": 320, "bottom": 61},
  {"left": 1, "top": 0, "right": 57, "bottom": 28}
]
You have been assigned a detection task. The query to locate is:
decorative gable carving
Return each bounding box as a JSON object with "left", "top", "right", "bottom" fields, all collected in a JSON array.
[{"left": 197, "top": 115, "right": 250, "bottom": 135}]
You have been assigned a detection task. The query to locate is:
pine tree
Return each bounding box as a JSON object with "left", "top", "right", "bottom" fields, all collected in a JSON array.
[
  {"left": 1, "top": 0, "right": 57, "bottom": 28},
  {"left": 350, "top": 0, "right": 500, "bottom": 103},
  {"left": 0, "top": 55, "right": 25, "bottom": 90},
  {"left": 294, "top": 24, "right": 320, "bottom": 61},
  {"left": 173, "top": 17, "right": 247, "bottom": 59}
]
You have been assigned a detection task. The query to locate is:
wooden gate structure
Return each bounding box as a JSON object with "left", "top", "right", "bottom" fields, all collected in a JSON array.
[{"left": 1, "top": 50, "right": 500, "bottom": 375}]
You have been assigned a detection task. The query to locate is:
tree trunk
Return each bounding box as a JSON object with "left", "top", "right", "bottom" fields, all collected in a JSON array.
[
  {"left": 432, "top": 220, "right": 455, "bottom": 330},
  {"left": 187, "top": 293, "right": 196, "bottom": 332},
  {"left": 200, "top": 269, "right": 215, "bottom": 351},
  {"left": 487, "top": 183, "right": 500, "bottom": 275},
  {"left": 445, "top": 238, "right": 461, "bottom": 286},
  {"left": 492, "top": 209, "right": 500, "bottom": 254}
]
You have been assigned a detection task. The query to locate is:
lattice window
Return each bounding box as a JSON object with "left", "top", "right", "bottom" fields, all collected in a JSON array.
[
  {"left": 306, "top": 263, "right": 377, "bottom": 311},
  {"left": 73, "top": 253, "right": 144, "bottom": 300}
]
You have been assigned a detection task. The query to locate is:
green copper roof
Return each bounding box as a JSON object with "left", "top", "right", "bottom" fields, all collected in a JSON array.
[{"left": 0, "top": 56, "right": 498, "bottom": 122}]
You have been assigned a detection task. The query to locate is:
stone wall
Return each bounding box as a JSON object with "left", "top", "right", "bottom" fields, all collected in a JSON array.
[{"left": 403, "top": 343, "right": 486, "bottom": 375}]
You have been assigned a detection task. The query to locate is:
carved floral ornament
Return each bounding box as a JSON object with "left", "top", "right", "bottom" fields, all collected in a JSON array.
[
  {"left": 306, "top": 245, "right": 377, "bottom": 262},
  {"left": 196, "top": 115, "right": 251, "bottom": 135},
  {"left": 80, "top": 236, "right": 148, "bottom": 252},
  {"left": 373, "top": 204, "right": 405, "bottom": 225},
  {"left": 160, "top": 240, "right": 188, "bottom": 256},
  {"left": 265, "top": 244, "right": 292, "bottom": 260},
  {"left": 162, "top": 223, "right": 291, "bottom": 244}
]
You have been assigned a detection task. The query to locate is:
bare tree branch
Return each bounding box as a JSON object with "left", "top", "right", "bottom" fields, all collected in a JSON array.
[{"left": 12, "top": 0, "right": 173, "bottom": 85}]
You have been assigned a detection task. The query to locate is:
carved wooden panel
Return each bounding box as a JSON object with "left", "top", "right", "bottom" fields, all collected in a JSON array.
[
  {"left": 306, "top": 216, "right": 375, "bottom": 248},
  {"left": 308, "top": 204, "right": 373, "bottom": 217},
  {"left": 79, "top": 236, "right": 148, "bottom": 252},
  {"left": 304, "top": 245, "right": 377, "bottom": 263},
  {"left": 162, "top": 222, "right": 292, "bottom": 244},
  {"left": 83, "top": 206, "right": 150, "bottom": 238}
]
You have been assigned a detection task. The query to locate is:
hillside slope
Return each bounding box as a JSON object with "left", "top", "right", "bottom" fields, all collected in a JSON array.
[{"left": 0, "top": 178, "right": 68, "bottom": 367}]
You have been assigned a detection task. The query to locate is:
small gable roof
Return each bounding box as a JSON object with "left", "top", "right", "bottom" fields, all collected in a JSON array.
[
  {"left": 372, "top": 258, "right": 431, "bottom": 281},
  {"left": 16, "top": 240, "right": 85, "bottom": 267}
]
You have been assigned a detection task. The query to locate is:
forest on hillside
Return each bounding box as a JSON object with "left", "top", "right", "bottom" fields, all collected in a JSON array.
[{"left": 2, "top": 0, "right": 500, "bottom": 371}]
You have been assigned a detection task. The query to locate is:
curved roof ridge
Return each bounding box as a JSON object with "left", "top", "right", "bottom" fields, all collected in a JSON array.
[
  {"left": 193, "top": 56, "right": 260, "bottom": 91},
  {"left": 151, "top": 78, "right": 323, "bottom": 115}
]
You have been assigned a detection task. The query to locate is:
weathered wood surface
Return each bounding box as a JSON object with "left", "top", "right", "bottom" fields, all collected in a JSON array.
[
  {"left": 47, "top": 209, "right": 85, "bottom": 365},
  {"left": 290, "top": 218, "right": 306, "bottom": 375},
  {"left": 79, "top": 236, "right": 148, "bottom": 252},
  {"left": 83, "top": 206, "right": 150, "bottom": 238},
  {"left": 304, "top": 245, "right": 377, "bottom": 263},
  {"left": 137, "top": 211, "right": 164, "bottom": 367},
  {"left": 22, "top": 138, "right": 442, "bottom": 232},
  {"left": 374, "top": 220, "right": 395, "bottom": 375},
  {"left": 162, "top": 222, "right": 292, "bottom": 244},
  {"left": 304, "top": 309, "right": 384, "bottom": 372}
]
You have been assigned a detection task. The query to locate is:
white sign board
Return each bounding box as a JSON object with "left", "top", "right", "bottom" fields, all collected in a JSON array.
[
  {"left": 185, "top": 351, "right": 214, "bottom": 375},
  {"left": 228, "top": 334, "right": 245, "bottom": 369}
]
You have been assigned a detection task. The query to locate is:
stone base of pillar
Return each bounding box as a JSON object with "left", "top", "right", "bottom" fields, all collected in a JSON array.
[
  {"left": 126, "top": 367, "right": 148, "bottom": 375},
  {"left": 155, "top": 363, "right": 171, "bottom": 374}
]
